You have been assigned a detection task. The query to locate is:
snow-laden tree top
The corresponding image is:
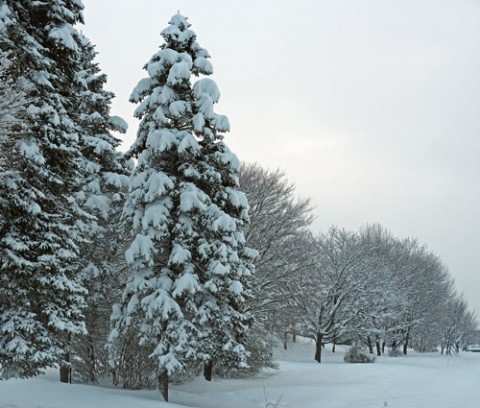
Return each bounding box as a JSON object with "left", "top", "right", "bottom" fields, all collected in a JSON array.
[{"left": 126, "top": 12, "right": 232, "bottom": 161}]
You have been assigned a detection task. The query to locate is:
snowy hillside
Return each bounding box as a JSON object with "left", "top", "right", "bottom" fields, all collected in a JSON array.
[{"left": 1, "top": 339, "right": 479, "bottom": 408}]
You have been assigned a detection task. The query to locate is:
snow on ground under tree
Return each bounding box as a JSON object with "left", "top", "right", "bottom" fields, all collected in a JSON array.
[{"left": 1, "top": 339, "right": 479, "bottom": 408}]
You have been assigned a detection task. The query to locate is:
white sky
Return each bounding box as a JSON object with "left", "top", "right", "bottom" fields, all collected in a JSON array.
[{"left": 81, "top": 0, "right": 480, "bottom": 316}]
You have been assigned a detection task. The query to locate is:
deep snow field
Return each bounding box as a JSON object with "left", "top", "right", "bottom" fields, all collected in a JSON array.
[{"left": 1, "top": 339, "right": 479, "bottom": 408}]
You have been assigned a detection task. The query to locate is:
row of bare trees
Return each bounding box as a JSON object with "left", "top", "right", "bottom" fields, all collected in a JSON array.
[{"left": 240, "top": 164, "right": 478, "bottom": 364}]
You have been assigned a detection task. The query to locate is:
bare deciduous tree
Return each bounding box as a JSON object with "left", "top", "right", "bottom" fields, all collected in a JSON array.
[
  {"left": 238, "top": 163, "right": 315, "bottom": 368},
  {"left": 298, "top": 227, "right": 369, "bottom": 363}
]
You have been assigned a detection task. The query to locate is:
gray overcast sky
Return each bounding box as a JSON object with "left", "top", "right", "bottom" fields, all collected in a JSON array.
[{"left": 81, "top": 0, "right": 480, "bottom": 315}]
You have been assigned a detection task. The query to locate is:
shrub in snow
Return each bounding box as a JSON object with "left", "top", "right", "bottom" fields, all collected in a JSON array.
[
  {"left": 108, "top": 328, "right": 159, "bottom": 389},
  {"left": 344, "top": 345, "right": 375, "bottom": 363},
  {"left": 213, "top": 321, "right": 278, "bottom": 378},
  {"left": 388, "top": 348, "right": 404, "bottom": 357}
]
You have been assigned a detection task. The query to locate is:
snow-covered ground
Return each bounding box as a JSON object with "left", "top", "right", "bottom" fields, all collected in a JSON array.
[{"left": 2, "top": 339, "right": 479, "bottom": 408}]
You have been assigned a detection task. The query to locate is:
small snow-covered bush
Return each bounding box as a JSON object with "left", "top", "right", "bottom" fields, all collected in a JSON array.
[
  {"left": 214, "top": 323, "right": 278, "bottom": 378},
  {"left": 388, "top": 348, "right": 403, "bottom": 357},
  {"left": 344, "top": 345, "right": 375, "bottom": 363}
]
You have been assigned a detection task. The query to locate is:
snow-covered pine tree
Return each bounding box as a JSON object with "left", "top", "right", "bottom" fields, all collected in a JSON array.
[
  {"left": 0, "top": 0, "right": 89, "bottom": 379},
  {"left": 110, "top": 13, "right": 255, "bottom": 400},
  {"left": 70, "top": 34, "right": 130, "bottom": 383},
  {"left": 0, "top": 56, "right": 29, "bottom": 265}
]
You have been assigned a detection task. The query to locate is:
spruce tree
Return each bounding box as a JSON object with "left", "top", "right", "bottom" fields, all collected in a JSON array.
[
  {"left": 70, "top": 35, "right": 130, "bottom": 383},
  {"left": 110, "top": 13, "right": 255, "bottom": 400},
  {"left": 0, "top": 0, "right": 84, "bottom": 379},
  {"left": 0, "top": 0, "right": 122, "bottom": 379}
]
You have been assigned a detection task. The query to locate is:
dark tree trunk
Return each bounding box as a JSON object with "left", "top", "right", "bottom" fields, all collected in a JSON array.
[
  {"left": 88, "top": 341, "right": 96, "bottom": 383},
  {"left": 403, "top": 328, "right": 410, "bottom": 355},
  {"left": 292, "top": 332, "right": 297, "bottom": 343},
  {"left": 59, "top": 365, "right": 71, "bottom": 383},
  {"left": 159, "top": 371, "right": 169, "bottom": 402},
  {"left": 112, "top": 368, "right": 118, "bottom": 386},
  {"left": 314, "top": 332, "right": 323, "bottom": 363},
  {"left": 60, "top": 335, "right": 72, "bottom": 383},
  {"left": 375, "top": 336, "right": 382, "bottom": 357},
  {"left": 367, "top": 337, "right": 373, "bottom": 354},
  {"left": 382, "top": 341, "right": 386, "bottom": 354},
  {"left": 284, "top": 332, "right": 288, "bottom": 350},
  {"left": 204, "top": 360, "right": 214, "bottom": 381},
  {"left": 60, "top": 351, "right": 71, "bottom": 383}
]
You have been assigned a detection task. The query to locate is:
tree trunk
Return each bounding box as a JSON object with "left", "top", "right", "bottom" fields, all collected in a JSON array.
[
  {"left": 112, "top": 367, "right": 118, "bottom": 386},
  {"left": 314, "top": 332, "right": 323, "bottom": 363},
  {"left": 367, "top": 337, "right": 373, "bottom": 354},
  {"left": 403, "top": 331, "right": 410, "bottom": 355},
  {"left": 375, "top": 336, "right": 382, "bottom": 357},
  {"left": 203, "top": 360, "right": 214, "bottom": 382},
  {"left": 60, "top": 334, "right": 72, "bottom": 383},
  {"left": 159, "top": 371, "right": 169, "bottom": 402},
  {"left": 88, "top": 340, "right": 96, "bottom": 383},
  {"left": 283, "top": 331, "right": 288, "bottom": 350},
  {"left": 60, "top": 352, "right": 71, "bottom": 383},
  {"left": 292, "top": 332, "right": 296, "bottom": 343},
  {"left": 59, "top": 365, "right": 71, "bottom": 383},
  {"left": 382, "top": 341, "right": 386, "bottom": 354}
]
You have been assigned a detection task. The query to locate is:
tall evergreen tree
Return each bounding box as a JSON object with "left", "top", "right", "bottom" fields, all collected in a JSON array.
[
  {"left": 70, "top": 35, "right": 130, "bottom": 384},
  {"left": 0, "top": 1, "right": 127, "bottom": 380},
  {"left": 0, "top": 0, "right": 87, "bottom": 378},
  {"left": 110, "top": 13, "right": 255, "bottom": 401}
]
